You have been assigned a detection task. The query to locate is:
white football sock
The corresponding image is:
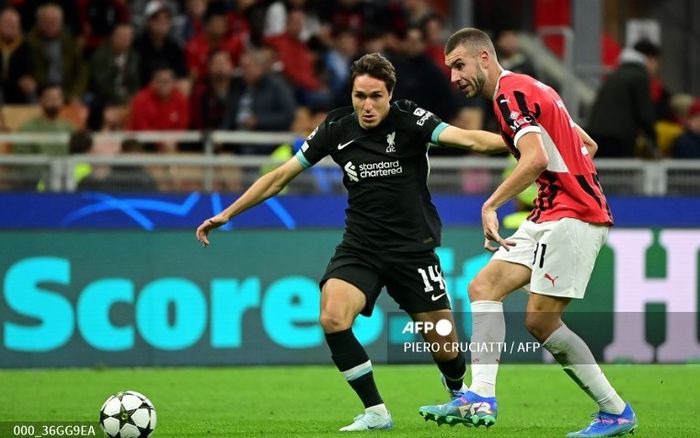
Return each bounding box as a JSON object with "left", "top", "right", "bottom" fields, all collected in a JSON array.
[
  {"left": 543, "top": 324, "right": 626, "bottom": 414},
  {"left": 365, "top": 403, "right": 389, "bottom": 416},
  {"left": 469, "top": 300, "right": 505, "bottom": 398}
]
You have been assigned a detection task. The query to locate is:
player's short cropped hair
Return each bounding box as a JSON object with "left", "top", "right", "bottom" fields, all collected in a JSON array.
[
  {"left": 445, "top": 27, "right": 497, "bottom": 57},
  {"left": 350, "top": 53, "right": 397, "bottom": 94}
]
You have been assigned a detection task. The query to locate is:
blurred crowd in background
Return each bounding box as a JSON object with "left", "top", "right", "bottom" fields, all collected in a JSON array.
[{"left": 0, "top": 0, "right": 699, "bottom": 175}]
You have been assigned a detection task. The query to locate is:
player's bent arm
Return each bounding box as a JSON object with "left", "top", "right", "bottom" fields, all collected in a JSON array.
[
  {"left": 219, "top": 157, "right": 304, "bottom": 221},
  {"left": 435, "top": 125, "right": 508, "bottom": 153},
  {"left": 483, "top": 132, "right": 548, "bottom": 211},
  {"left": 196, "top": 158, "right": 304, "bottom": 245},
  {"left": 575, "top": 125, "right": 598, "bottom": 158}
]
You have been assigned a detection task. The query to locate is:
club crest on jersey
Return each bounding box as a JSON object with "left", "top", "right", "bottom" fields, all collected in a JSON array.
[
  {"left": 509, "top": 111, "right": 520, "bottom": 121},
  {"left": 386, "top": 131, "right": 396, "bottom": 153}
]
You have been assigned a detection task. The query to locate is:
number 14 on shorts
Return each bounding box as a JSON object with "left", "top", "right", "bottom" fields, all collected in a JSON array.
[{"left": 417, "top": 265, "right": 445, "bottom": 292}]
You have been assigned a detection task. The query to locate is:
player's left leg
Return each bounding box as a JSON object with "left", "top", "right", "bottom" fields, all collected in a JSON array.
[
  {"left": 417, "top": 259, "right": 530, "bottom": 428},
  {"left": 525, "top": 218, "right": 636, "bottom": 437},
  {"left": 416, "top": 222, "right": 536, "bottom": 428},
  {"left": 527, "top": 293, "right": 636, "bottom": 437},
  {"left": 380, "top": 252, "right": 467, "bottom": 401}
]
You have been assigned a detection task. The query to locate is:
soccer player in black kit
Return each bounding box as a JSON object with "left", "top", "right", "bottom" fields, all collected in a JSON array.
[{"left": 196, "top": 53, "right": 507, "bottom": 431}]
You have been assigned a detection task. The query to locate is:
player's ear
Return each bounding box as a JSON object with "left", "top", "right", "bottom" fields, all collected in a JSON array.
[{"left": 479, "top": 49, "right": 490, "bottom": 67}]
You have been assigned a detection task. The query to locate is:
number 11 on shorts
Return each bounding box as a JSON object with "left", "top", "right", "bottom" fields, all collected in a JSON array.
[{"left": 532, "top": 243, "right": 548, "bottom": 268}]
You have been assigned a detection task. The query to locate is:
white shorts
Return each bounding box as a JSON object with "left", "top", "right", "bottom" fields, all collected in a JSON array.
[{"left": 492, "top": 218, "right": 609, "bottom": 299}]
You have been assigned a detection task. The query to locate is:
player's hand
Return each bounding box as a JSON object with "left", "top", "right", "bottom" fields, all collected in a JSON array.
[
  {"left": 196, "top": 214, "right": 228, "bottom": 247},
  {"left": 481, "top": 207, "right": 515, "bottom": 252}
]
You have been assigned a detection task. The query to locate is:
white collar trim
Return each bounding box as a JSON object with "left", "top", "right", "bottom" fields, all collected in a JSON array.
[{"left": 493, "top": 69, "right": 512, "bottom": 100}]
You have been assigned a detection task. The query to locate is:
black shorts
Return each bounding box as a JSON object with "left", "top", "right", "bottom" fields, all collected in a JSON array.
[{"left": 320, "top": 243, "right": 452, "bottom": 316}]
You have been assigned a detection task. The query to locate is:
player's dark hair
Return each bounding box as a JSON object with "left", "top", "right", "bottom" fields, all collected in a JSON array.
[
  {"left": 445, "top": 27, "right": 497, "bottom": 57},
  {"left": 350, "top": 53, "right": 397, "bottom": 94}
]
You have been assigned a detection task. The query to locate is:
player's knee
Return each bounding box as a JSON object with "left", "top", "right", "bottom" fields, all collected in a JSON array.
[
  {"left": 524, "top": 313, "right": 550, "bottom": 342},
  {"left": 319, "top": 309, "right": 352, "bottom": 333},
  {"left": 468, "top": 276, "right": 492, "bottom": 301}
]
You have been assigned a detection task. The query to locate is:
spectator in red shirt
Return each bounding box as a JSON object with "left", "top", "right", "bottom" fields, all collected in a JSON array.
[
  {"left": 265, "top": 9, "right": 317, "bottom": 90},
  {"left": 185, "top": 1, "right": 245, "bottom": 81},
  {"left": 226, "top": 0, "right": 255, "bottom": 41},
  {"left": 265, "top": 8, "right": 330, "bottom": 108},
  {"left": 128, "top": 65, "right": 189, "bottom": 150}
]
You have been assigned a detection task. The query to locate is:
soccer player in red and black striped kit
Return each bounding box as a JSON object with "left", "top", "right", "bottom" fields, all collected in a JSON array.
[{"left": 419, "top": 28, "right": 637, "bottom": 438}]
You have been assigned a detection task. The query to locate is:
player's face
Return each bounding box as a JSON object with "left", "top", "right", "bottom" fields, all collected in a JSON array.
[
  {"left": 445, "top": 45, "right": 487, "bottom": 99},
  {"left": 352, "top": 75, "right": 392, "bottom": 129}
]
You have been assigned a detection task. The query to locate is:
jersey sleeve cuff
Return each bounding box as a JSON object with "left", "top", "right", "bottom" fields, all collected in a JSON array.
[
  {"left": 513, "top": 125, "right": 541, "bottom": 148},
  {"left": 294, "top": 150, "right": 311, "bottom": 169},
  {"left": 430, "top": 122, "right": 449, "bottom": 145}
]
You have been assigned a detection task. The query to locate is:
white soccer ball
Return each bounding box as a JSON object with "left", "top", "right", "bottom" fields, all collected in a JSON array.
[{"left": 99, "top": 390, "right": 157, "bottom": 438}]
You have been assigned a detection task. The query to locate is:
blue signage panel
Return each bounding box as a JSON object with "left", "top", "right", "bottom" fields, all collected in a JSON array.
[{"left": 0, "top": 193, "right": 697, "bottom": 229}]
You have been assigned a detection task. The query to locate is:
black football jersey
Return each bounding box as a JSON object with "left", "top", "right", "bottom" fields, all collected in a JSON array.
[{"left": 295, "top": 99, "right": 448, "bottom": 252}]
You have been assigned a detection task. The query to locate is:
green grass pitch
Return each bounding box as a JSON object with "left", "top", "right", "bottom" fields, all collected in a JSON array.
[{"left": 1, "top": 364, "right": 697, "bottom": 437}]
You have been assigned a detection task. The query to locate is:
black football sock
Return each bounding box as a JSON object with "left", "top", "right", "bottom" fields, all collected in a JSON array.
[
  {"left": 325, "top": 328, "right": 383, "bottom": 408},
  {"left": 436, "top": 352, "right": 467, "bottom": 391}
]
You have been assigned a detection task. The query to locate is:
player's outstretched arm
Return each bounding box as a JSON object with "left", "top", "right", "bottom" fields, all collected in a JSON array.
[
  {"left": 435, "top": 125, "right": 508, "bottom": 153},
  {"left": 575, "top": 124, "right": 598, "bottom": 158},
  {"left": 196, "top": 157, "right": 305, "bottom": 246}
]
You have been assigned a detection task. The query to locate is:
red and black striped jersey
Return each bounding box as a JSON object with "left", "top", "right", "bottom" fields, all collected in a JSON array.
[{"left": 492, "top": 71, "right": 613, "bottom": 225}]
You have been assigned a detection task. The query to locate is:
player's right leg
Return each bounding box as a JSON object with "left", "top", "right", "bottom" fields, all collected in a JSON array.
[
  {"left": 320, "top": 277, "right": 392, "bottom": 432},
  {"left": 419, "top": 258, "right": 530, "bottom": 427}
]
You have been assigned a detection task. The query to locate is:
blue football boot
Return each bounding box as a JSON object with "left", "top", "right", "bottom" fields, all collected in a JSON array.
[
  {"left": 419, "top": 390, "right": 497, "bottom": 427},
  {"left": 566, "top": 404, "right": 637, "bottom": 437}
]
